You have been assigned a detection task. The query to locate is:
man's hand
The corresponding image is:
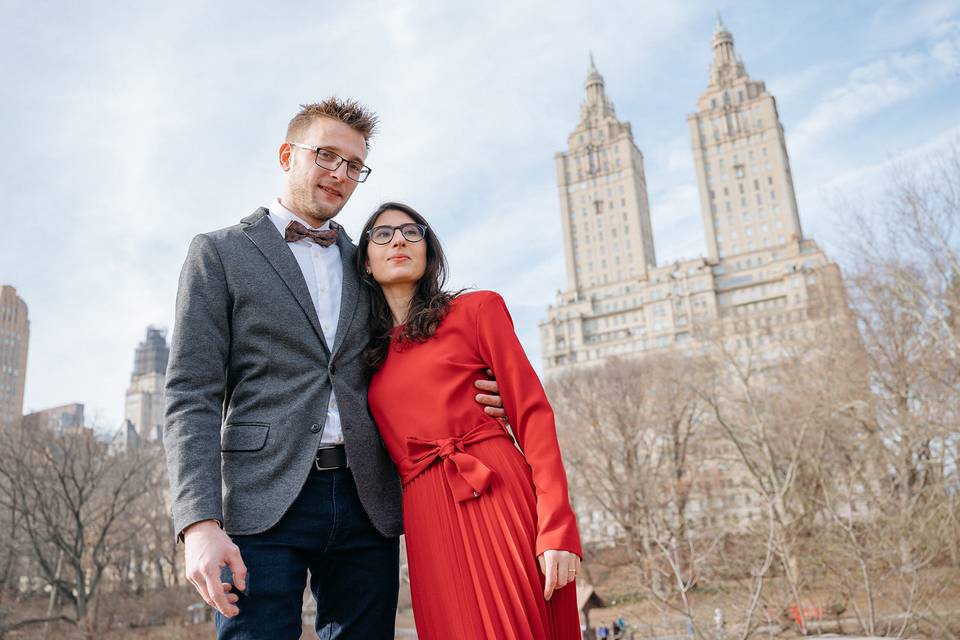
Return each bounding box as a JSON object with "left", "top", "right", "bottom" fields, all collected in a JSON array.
[
  {"left": 475, "top": 368, "right": 506, "bottom": 418},
  {"left": 183, "top": 520, "right": 246, "bottom": 617},
  {"left": 538, "top": 549, "right": 581, "bottom": 601}
]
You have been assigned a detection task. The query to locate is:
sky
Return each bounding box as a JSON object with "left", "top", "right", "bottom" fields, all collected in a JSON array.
[{"left": 2, "top": 0, "right": 958, "bottom": 429}]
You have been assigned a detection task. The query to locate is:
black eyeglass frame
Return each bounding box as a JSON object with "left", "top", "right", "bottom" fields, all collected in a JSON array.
[
  {"left": 288, "top": 142, "right": 372, "bottom": 183},
  {"left": 366, "top": 223, "right": 429, "bottom": 245}
]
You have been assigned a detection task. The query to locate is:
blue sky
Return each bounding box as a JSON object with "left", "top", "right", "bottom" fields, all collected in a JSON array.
[{"left": 2, "top": 1, "right": 958, "bottom": 428}]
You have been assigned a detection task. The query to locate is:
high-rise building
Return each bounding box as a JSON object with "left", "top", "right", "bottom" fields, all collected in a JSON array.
[
  {"left": 689, "top": 15, "right": 803, "bottom": 262},
  {"left": 0, "top": 285, "right": 29, "bottom": 429},
  {"left": 541, "top": 17, "right": 854, "bottom": 545},
  {"left": 555, "top": 54, "right": 657, "bottom": 290},
  {"left": 540, "top": 18, "right": 842, "bottom": 376},
  {"left": 124, "top": 326, "right": 169, "bottom": 442}
]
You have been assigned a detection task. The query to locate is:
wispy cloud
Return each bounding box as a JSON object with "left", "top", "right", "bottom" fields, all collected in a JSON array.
[{"left": 790, "top": 20, "right": 959, "bottom": 155}]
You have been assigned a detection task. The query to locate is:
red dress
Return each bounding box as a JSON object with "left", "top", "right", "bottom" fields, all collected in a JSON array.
[{"left": 368, "top": 291, "right": 582, "bottom": 640}]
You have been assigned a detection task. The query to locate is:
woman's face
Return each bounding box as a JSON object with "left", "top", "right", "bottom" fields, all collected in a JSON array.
[{"left": 364, "top": 209, "right": 428, "bottom": 288}]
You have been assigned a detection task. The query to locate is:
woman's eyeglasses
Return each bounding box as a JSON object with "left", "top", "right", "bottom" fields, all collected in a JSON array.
[{"left": 366, "top": 223, "right": 428, "bottom": 245}]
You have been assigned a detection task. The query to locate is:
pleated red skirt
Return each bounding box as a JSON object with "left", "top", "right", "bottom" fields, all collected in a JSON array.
[{"left": 402, "top": 436, "right": 580, "bottom": 640}]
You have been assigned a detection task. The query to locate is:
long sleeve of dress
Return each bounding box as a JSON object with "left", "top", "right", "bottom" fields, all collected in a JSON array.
[{"left": 474, "top": 292, "right": 582, "bottom": 558}]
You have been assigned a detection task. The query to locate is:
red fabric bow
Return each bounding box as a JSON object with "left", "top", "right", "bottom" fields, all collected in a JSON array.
[{"left": 402, "top": 421, "right": 509, "bottom": 502}]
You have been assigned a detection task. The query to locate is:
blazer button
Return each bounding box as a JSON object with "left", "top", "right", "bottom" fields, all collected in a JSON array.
[
  {"left": 329, "top": 364, "right": 337, "bottom": 376},
  {"left": 310, "top": 423, "right": 321, "bottom": 433}
]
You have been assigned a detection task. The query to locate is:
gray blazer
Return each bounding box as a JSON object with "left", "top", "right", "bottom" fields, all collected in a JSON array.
[{"left": 163, "top": 208, "right": 403, "bottom": 539}]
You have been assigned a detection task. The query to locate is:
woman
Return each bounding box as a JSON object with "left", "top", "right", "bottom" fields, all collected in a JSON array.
[{"left": 359, "top": 202, "right": 582, "bottom": 639}]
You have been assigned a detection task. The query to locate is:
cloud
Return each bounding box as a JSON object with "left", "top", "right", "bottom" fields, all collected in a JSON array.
[{"left": 790, "top": 20, "right": 960, "bottom": 155}]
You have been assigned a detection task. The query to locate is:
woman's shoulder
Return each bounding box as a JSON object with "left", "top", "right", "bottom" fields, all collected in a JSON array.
[
  {"left": 451, "top": 289, "right": 507, "bottom": 312},
  {"left": 447, "top": 291, "right": 513, "bottom": 331}
]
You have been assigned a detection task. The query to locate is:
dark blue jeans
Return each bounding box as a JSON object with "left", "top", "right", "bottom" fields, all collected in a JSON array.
[{"left": 216, "top": 468, "right": 400, "bottom": 639}]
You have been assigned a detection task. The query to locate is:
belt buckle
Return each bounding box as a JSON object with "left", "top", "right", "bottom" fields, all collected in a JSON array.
[
  {"left": 314, "top": 446, "right": 341, "bottom": 471},
  {"left": 314, "top": 458, "right": 336, "bottom": 471}
]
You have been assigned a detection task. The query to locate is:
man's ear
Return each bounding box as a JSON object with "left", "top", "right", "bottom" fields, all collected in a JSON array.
[{"left": 278, "top": 142, "right": 293, "bottom": 171}]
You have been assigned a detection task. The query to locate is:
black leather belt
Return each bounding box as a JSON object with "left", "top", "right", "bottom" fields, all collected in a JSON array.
[{"left": 313, "top": 444, "right": 347, "bottom": 471}]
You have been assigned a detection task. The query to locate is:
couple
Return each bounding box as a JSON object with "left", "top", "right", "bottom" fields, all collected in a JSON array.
[{"left": 163, "top": 97, "right": 581, "bottom": 639}]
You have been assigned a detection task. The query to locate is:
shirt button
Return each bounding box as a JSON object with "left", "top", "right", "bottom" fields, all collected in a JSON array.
[{"left": 310, "top": 424, "right": 321, "bottom": 434}]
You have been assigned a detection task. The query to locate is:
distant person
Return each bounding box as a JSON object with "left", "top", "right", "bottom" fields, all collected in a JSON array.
[
  {"left": 163, "top": 98, "right": 504, "bottom": 639},
  {"left": 359, "top": 202, "right": 583, "bottom": 638},
  {"left": 613, "top": 617, "right": 624, "bottom": 638}
]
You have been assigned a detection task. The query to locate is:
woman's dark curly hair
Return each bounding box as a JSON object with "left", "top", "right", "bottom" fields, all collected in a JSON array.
[{"left": 356, "top": 202, "right": 461, "bottom": 370}]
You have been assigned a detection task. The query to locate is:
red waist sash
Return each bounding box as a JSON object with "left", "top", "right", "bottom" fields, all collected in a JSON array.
[{"left": 399, "top": 420, "right": 511, "bottom": 502}]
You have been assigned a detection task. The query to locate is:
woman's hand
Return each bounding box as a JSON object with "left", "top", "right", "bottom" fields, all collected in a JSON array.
[{"left": 537, "top": 549, "right": 581, "bottom": 600}]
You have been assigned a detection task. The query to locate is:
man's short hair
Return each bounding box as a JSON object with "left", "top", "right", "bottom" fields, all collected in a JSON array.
[{"left": 286, "top": 98, "right": 379, "bottom": 150}]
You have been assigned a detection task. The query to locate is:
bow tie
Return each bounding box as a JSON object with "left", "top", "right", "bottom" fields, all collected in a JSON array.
[{"left": 284, "top": 220, "right": 338, "bottom": 247}]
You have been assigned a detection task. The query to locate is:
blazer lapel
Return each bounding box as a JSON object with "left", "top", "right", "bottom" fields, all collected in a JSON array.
[
  {"left": 330, "top": 222, "right": 360, "bottom": 360},
  {"left": 241, "top": 208, "right": 330, "bottom": 354}
]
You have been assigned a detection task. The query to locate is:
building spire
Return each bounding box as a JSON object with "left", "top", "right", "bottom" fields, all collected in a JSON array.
[
  {"left": 709, "top": 12, "right": 744, "bottom": 87},
  {"left": 714, "top": 9, "right": 727, "bottom": 34},
  {"left": 579, "top": 52, "right": 616, "bottom": 123}
]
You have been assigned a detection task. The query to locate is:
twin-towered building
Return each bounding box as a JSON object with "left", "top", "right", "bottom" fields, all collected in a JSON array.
[{"left": 540, "top": 16, "right": 842, "bottom": 372}]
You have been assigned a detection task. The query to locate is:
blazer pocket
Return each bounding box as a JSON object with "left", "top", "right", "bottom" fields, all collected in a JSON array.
[{"left": 221, "top": 423, "right": 270, "bottom": 452}]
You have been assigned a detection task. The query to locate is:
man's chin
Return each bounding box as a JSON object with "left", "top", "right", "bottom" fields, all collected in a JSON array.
[{"left": 303, "top": 202, "right": 343, "bottom": 224}]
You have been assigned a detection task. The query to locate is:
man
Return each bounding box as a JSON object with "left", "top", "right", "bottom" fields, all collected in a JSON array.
[{"left": 164, "top": 98, "right": 504, "bottom": 638}]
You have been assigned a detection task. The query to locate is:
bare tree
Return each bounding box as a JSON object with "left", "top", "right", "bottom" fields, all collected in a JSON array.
[
  {"left": 821, "top": 142, "right": 960, "bottom": 639},
  {"left": 0, "top": 423, "right": 75, "bottom": 638},
  {"left": 549, "top": 354, "right": 720, "bottom": 637},
  {"left": 0, "top": 422, "right": 161, "bottom": 636}
]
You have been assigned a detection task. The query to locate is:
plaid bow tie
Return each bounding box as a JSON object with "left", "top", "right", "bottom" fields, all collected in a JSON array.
[{"left": 284, "top": 220, "right": 338, "bottom": 247}]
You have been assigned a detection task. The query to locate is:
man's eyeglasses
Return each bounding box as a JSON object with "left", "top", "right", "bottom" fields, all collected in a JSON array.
[
  {"left": 366, "top": 223, "right": 428, "bottom": 245},
  {"left": 289, "top": 142, "right": 372, "bottom": 183}
]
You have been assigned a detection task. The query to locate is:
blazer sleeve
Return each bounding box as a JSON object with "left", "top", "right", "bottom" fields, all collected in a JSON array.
[
  {"left": 475, "top": 292, "right": 582, "bottom": 558},
  {"left": 163, "top": 233, "right": 231, "bottom": 539}
]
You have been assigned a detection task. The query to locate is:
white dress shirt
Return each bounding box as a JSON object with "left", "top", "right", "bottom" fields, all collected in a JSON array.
[{"left": 267, "top": 198, "right": 344, "bottom": 445}]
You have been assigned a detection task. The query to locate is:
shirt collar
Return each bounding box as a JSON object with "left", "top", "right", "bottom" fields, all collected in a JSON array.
[{"left": 267, "top": 198, "right": 333, "bottom": 236}]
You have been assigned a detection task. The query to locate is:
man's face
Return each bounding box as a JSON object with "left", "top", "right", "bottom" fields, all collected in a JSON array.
[{"left": 279, "top": 117, "right": 368, "bottom": 225}]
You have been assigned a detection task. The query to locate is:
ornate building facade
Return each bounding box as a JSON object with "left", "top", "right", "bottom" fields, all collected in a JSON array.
[
  {"left": 541, "top": 18, "right": 852, "bottom": 545},
  {"left": 540, "top": 17, "right": 842, "bottom": 375}
]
